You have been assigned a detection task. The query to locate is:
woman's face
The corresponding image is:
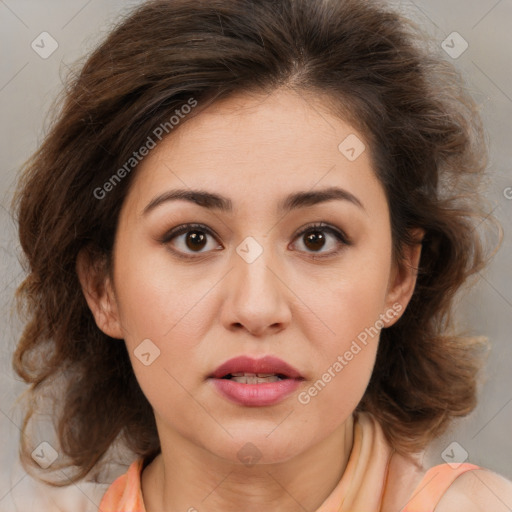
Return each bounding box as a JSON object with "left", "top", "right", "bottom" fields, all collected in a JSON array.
[{"left": 83, "top": 88, "right": 421, "bottom": 465}]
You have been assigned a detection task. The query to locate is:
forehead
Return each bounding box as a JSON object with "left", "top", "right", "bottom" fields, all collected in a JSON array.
[{"left": 123, "top": 88, "right": 387, "bottom": 219}]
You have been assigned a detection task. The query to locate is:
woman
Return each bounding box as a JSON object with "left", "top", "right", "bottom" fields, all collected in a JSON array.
[{"left": 12, "top": 0, "right": 512, "bottom": 510}]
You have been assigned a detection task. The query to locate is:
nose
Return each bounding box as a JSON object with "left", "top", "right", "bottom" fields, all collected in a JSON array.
[{"left": 220, "top": 238, "right": 292, "bottom": 337}]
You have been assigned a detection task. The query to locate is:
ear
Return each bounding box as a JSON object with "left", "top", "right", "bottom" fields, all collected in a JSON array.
[
  {"left": 76, "top": 247, "right": 124, "bottom": 339},
  {"left": 382, "top": 228, "right": 425, "bottom": 328}
]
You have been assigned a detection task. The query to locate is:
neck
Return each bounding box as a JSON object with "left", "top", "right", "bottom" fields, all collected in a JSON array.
[{"left": 142, "top": 414, "right": 354, "bottom": 512}]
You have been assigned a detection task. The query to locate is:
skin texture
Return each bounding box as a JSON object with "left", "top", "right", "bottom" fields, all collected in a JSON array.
[
  {"left": 432, "top": 469, "right": 512, "bottom": 511},
  {"left": 78, "top": 87, "right": 427, "bottom": 512}
]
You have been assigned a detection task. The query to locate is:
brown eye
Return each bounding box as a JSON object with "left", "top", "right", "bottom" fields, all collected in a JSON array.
[
  {"left": 184, "top": 230, "right": 208, "bottom": 251},
  {"left": 292, "top": 223, "right": 350, "bottom": 257},
  {"left": 161, "top": 223, "right": 221, "bottom": 258},
  {"left": 303, "top": 230, "right": 327, "bottom": 252}
]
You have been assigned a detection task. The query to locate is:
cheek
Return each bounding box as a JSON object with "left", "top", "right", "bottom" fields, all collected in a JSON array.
[
  {"left": 296, "top": 301, "right": 381, "bottom": 434},
  {"left": 112, "top": 242, "right": 212, "bottom": 343},
  {"left": 295, "top": 249, "right": 392, "bottom": 350},
  {"left": 291, "top": 248, "right": 391, "bottom": 414},
  {"left": 292, "top": 333, "right": 378, "bottom": 444},
  {"left": 111, "top": 245, "right": 218, "bottom": 406}
]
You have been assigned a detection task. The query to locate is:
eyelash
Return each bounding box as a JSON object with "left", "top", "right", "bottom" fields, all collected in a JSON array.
[{"left": 159, "top": 222, "right": 351, "bottom": 261}]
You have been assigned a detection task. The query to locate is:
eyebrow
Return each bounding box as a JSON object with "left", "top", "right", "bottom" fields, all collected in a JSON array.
[{"left": 142, "top": 186, "right": 366, "bottom": 216}]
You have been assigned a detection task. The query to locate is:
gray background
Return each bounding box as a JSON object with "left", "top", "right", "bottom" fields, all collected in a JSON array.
[{"left": 1, "top": 0, "right": 511, "bottom": 510}]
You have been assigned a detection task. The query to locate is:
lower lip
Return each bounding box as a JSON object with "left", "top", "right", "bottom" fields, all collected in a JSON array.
[{"left": 209, "top": 378, "right": 303, "bottom": 406}]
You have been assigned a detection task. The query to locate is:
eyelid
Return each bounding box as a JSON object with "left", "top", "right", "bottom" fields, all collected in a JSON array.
[
  {"left": 159, "top": 222, "right": 218, "bottom": 245},
  {"left": 292, "top": 221, "right": 351, "bottom": 246}
]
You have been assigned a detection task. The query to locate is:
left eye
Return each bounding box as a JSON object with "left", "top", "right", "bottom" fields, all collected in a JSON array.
[{"left": 291, "top": 223, "right": 349, "bottom": 256}]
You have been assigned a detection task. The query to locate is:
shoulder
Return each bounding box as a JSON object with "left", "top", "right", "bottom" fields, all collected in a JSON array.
[
  {"left": 382, "top": 453, "right": 512, "bottom": 512},
  {"left": 435, "top": 468, "right": 512, "bottom": 512}
]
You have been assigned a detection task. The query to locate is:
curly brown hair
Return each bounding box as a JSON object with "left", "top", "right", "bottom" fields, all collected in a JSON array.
[{"left": 12, "top": 0, "right": 501, "bottom": 486}]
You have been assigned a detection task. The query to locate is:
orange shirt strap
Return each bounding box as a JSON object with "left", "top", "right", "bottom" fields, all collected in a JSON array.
[
  {"left": 402, "top": 463, "right": 480, "bottom": 512},
  {"left": 99, "top": 458, "right": 146, "bottom": 512}
]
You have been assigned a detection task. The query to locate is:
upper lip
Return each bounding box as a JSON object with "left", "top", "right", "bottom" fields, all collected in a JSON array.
[{"left": 209, "top": 355, "right": 304, "bottom": 379}]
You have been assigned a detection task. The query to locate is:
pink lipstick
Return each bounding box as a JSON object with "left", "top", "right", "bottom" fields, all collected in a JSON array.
[{"left": 208, "top": 355, "right": 304, "bottom": 407}]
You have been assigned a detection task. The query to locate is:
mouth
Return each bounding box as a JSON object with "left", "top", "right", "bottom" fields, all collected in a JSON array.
[
  {"left": 219, "top": 372, "right": 290, "bottom": 384},
  {"left": 207, "top": 355, "right": 305, "bottom": 407},
  {"left": 208, "top": 355, "right": 304, "bottom": 381}
]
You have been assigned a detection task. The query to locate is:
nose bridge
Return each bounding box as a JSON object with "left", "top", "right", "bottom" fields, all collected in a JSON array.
[
  {"left": 233, "top": 234, "right": 278, "bottom": 296},
  {"left": 223, "top": 234, "right": 291, "bottom": 334}
]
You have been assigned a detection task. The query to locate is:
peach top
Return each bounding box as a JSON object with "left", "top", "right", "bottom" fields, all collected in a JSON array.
[{"left": 99, "top": 412, "right": 479, "bottom": 512}]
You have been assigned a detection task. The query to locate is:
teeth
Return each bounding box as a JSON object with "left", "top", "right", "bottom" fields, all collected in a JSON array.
[
  {"left": 230, "top": 372, "right": 278, "bottom": 377},
  {"left": 228, "top": 372, "right": 283, "bottom": 384},
  {"left": 231, "top": 376, "right": 281, "bottom": 384}
]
